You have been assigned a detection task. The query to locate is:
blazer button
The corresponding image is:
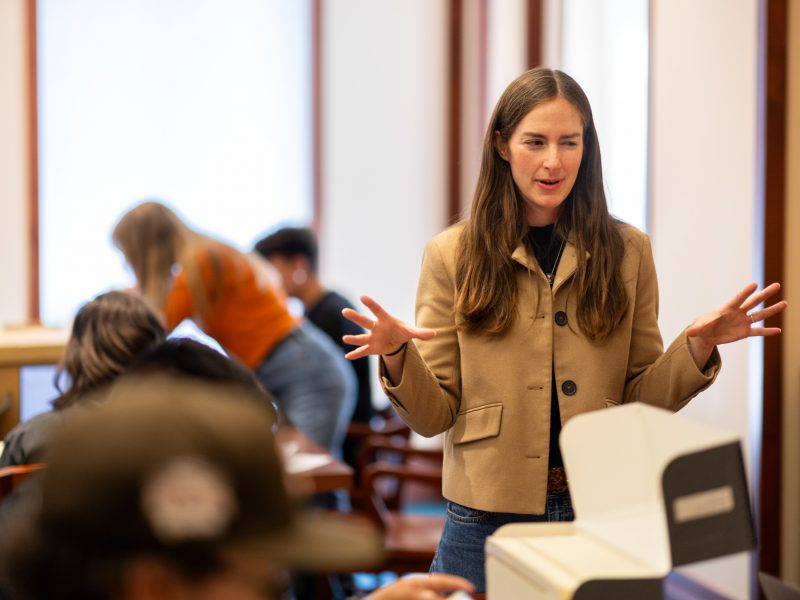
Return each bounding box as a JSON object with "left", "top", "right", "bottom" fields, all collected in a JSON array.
[
  {"left": 554, "top": 311, "right": 568, "bottom": 326},
  {"left": 561, "top": 380, "right": 577, "bottom": 396}
]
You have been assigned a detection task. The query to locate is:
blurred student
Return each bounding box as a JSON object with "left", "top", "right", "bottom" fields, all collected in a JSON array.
[
  {"left": 125, "top": 337, "right": 278, "bottom": 421},
  {"left": 254, "top": 227, "right": 374, "bottom": 426},
  {"left": 0, "top": 290, "right": 166, "bottom": 468},
  {"left": 113, "top": 201, "right": 355, "bottom": 457},
  {"left": 0, "top": 377, "right": 473, "bottom": 600}
]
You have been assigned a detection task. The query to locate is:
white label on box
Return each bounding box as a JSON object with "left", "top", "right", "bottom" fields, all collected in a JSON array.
[{"left": 673, "top": 486, "right": 735, "bottom": 523}]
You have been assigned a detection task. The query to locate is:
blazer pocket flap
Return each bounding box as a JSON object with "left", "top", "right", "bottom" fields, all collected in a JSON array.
[{"left": 452, "top": 403, "right": 503, "bottom": 445}]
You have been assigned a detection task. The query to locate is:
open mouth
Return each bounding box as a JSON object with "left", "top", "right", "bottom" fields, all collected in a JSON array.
[{"left": 536, "top": 178, "right": 562, "bottom": 189}]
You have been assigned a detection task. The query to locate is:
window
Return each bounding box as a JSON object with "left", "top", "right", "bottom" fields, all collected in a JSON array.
[
  {"left": 37, "top": 0, "right": 313, "bottom": 325},
  {"left": 555, "top": 0, "right": 649, "bottom": 231}
]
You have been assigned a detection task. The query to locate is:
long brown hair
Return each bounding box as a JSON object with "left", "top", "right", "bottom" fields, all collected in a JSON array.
[
  {"left": 112, "top": 201, "right": 224, "bottom": 322},
  {"left": 455, "top": 68, "right": 627, "bottom": 341},
  {"left": 54, "top": 291, "right": 166, "bottom": 409}
]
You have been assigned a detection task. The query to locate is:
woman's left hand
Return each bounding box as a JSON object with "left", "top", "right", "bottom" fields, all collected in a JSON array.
[{"left": 686, "top": 282, "right": 787, "bottom": 369}]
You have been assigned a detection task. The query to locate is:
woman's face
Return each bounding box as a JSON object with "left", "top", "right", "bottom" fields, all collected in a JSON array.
[{"left": 494, "top": 96, "right": 584, "bottom": 227}]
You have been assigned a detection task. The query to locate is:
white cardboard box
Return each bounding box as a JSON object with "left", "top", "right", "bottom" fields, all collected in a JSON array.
[{"left": 485, "top": 403, "right": 755, "bottom": 599}]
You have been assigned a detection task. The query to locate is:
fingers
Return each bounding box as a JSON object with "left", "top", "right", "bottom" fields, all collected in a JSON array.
[
  {"left": 747, "top": 300, "right": 788, "bottom": 324},
  {"left": 360, "top": 295, "right": 393, "bottom": 321},
  {"left": 342, "top": 333, "right": 371, "bottom": 346},
  {"left": 749, "top": 327, "right": 782, "bottom": 337},
  {"left": 410, "top": 574, "right": 475, "bottom": 593},
  {"left": 726, "top": 282, "right": 758, "bottom": 309},
  {"left": 739, "top": 282, "right": 782, "bottom": 312},
  {"left": 342, "top": 307, "right": 375, "bottom": 330},
  {"left": 344, "top": 345, "right": 371, "bottom": 360}
]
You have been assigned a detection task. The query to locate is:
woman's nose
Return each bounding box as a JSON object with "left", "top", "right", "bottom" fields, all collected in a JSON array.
[{"left": 543, "top": 147, "right": 562, "bottom": 169}]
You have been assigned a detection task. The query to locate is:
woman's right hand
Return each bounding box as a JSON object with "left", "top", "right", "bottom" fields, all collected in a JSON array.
[{"left": 342, "top": 295, "right": 436, "bottom": 359}]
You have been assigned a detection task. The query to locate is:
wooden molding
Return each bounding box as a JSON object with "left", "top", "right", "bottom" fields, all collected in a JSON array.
[
  {"left": 311, "top": 0, "right": 322, "bottom": 234},
  {"left": 26, "top": 0, "right": 39, "bottom": 323},
  {"left": 759, "top": 0, "right": 787, "bottom": 581},
  {"left": 447, "top": 0, "right": 463, "bottom": 224},
  {"left": 527, "top": 0, "right": 543, "bottom": 68}
]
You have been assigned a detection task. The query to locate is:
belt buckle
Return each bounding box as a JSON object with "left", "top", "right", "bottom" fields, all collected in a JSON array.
[{"left": 547, "top": 467, "right": 568, "bottom": 494}]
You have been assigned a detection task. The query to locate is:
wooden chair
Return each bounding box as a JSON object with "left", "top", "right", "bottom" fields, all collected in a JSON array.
[
  {"left": 358, "top": 439, "right": 445, "bottom": 575},
  {"left": 345, "top": 408, "right": 412, "bottom": 510},
  {"left": 0, "top": 463, "right": 45, "bottom": 502},
  {"left": 346, "top": 406, "right": 411, "bottom": 443},
  {"left": 356, "top": 434, "right": 443, "bottom": 511}
]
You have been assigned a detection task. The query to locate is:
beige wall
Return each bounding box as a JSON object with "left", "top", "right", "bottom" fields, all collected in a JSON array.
[
  {"left": 650, "top": 0, "right": 760, "bottom": 596},
  {"left": 0, "top": 0, "right": 29, "bottom": 326},
  {"left": 320, "top": 0, "right": 449, "bottom": 329},
  {"left": 782, "top": 0, "right": 800, "bottom": 585}
]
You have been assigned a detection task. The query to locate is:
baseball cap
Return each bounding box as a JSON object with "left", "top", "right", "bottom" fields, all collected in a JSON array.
[{"left": 34, "top": 375, "right": 383, "bottom": 573}]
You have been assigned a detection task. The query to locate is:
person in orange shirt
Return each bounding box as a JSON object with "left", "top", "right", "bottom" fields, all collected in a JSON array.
[{"left": 112, "top": 201, "right": 355, "bottom": 459}]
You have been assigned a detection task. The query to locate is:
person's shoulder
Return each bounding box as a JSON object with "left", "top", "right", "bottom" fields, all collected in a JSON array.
[
  {"left": 320, "top": 290, "right": 353, "bottom": 310},
  {"left": 7, "top": 410, "right": 62, "bottom": 436},
  {"left": 1, "top": 410, "right": 63, "bottom": 467},
  {"left": 427, "top": 221, "right": 466, "bottom": 252},
  {"left": 308, "top": 290, "right": 352, "bottom": 319},
  {"left": 615, "top": 220, "right": 650, "bottom": 247}
]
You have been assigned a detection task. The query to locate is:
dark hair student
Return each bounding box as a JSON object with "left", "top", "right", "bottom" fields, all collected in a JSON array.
[
  {"left": 341, "top": 67, "right": 787, "bottom": 593},
  {"left": 0, "top": 290, "right": 166, "bottom": 468}
]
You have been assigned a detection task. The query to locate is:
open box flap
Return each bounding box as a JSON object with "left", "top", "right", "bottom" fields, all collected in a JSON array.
[
  {"left": 559, "top": 403, "right": 744, "bottom": 570},
  {"left": 488, "top": 522, "right": 662, "bottom": 595}
]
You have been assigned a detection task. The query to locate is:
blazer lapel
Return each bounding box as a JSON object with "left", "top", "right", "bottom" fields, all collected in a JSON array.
[{"left": 511, "top": 238, "right": 590, "bottom": 292}]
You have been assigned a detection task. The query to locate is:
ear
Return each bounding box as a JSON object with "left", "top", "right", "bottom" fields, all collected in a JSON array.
[
  {"left": 494, "top": 131, "right": 509, "bottom": 161},
  {"left": 290, "top": 254, "right": 311, "bottom": 274}
]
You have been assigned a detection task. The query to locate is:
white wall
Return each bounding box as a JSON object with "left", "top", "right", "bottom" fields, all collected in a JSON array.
[
  {"left": 0, "top": 0, "right": 29, "bottom": 326},
  {"left": 321, "top": 0, "right": 448, "bottom": 331},
  {"left": 650, "top": 0, "right": 761, "bottom": 597},
  {"left": 560, "top": 0, "right": 649, "bottom": 231},
  {"left": 485, "top": 0, "right": 528, "bottom": 122}
]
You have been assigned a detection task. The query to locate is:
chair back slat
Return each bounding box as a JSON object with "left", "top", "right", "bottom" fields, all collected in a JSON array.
[{"left": 0, "top": 463, "right": 45, "bottom": 502}]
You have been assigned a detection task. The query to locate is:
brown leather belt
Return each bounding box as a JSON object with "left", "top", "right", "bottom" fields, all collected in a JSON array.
[{"left": 547, "top": 466, "right": 569, "bottom": 493}]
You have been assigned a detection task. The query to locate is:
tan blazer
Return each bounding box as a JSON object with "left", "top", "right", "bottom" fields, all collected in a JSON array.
[{"left": 381, "top": 222, "right": 720, "bottom": 514}]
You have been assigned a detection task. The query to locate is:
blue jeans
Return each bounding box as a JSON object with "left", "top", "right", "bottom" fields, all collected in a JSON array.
[
  {"left": 255, "top": 321, "right": 356, "bottom": 457},
  {"left": 430, "top": 492, "right": 574, "bottom": 594}
]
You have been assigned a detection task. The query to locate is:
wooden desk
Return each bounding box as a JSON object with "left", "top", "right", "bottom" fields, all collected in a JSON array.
[
  {"left": 276, "top": 426, "right": 354, "bottom": 495},
  {"left": 0, "top": 326, "right": 69, "bottom": 439}
]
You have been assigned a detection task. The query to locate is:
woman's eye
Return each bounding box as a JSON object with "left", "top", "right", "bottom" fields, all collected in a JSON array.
[{"left": 524, "top": 139, "right": 545, "bottom": 147}]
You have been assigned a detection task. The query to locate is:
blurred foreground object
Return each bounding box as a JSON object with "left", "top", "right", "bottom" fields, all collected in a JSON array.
[{"left": 2, "top": 376, "right": 382, "bottom": 600}]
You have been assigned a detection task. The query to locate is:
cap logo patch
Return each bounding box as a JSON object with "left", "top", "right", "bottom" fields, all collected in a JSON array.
[{"left": 141, "top": 456, "right": 237, "bottom": 544}]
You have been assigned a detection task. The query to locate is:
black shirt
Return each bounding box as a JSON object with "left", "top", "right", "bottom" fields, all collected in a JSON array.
[
  {"left": 305, "top": 290, "right": 375, "bottom": 423},
  {"left": 526, "top": 225, "right": 565, "bottom": 469}
]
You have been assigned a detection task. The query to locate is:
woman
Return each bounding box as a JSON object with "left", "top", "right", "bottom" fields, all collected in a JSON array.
[
  {"left": 342, "top": 68, "right": 787, "bottom": 592},
  {"left": 0, "top": 290, "right": 166, "bottom": 467},
  {"left": 112, "top": 201, "right": 355, "bottom": 457}
]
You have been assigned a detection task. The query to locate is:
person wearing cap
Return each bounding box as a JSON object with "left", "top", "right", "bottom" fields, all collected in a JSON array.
[{"left": 0, "top": 376, "right": 473, "bottom": 600}]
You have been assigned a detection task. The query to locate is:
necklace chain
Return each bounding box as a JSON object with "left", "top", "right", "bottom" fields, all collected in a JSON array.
[{"left": 546, "top": 238, "right": 566, "bottom": 285}]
